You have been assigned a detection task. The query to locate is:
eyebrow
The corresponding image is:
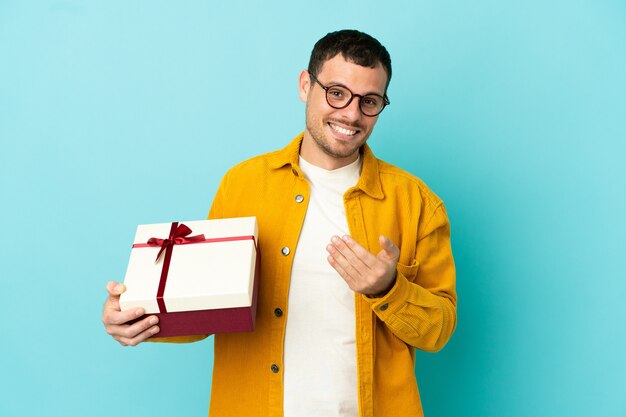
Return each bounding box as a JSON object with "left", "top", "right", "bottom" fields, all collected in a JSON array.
[{"left": 325, "top": 80, "right": 385, "bottom": 97}]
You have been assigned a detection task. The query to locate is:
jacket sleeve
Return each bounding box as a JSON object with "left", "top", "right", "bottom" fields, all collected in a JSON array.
[{"left": 362, "top": 202, "right": 457, "bottom": 352}]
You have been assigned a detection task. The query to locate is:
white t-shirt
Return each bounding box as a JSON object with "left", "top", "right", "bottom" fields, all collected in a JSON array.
[{"left": 283, "top": 155, "right": 362, "bottom": 417}]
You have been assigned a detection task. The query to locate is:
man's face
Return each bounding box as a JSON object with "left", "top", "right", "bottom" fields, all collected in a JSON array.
[{"left": 299, "top": 54, "right": 388, "bottom": 169}]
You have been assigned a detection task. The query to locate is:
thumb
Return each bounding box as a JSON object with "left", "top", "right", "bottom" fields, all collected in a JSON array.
[
  {"left": 106, "top": 281, "right": 126, "bottom": 298},
  {"left": 378, "top": 235, "right": 399, "bottom": 260}
]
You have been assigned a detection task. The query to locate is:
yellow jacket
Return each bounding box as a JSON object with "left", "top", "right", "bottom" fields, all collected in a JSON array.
[{"left": 157, "top": 133, "right": 457, "bottom": 417}]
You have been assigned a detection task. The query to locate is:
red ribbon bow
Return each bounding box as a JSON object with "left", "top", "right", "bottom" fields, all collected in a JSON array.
[{"left": 146, "top": 223, "right": 206, "bottom": 263}]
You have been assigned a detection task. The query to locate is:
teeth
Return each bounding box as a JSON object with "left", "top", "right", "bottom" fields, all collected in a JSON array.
[{"left": 330, "top": 123, "right": 357, "bottom": 136}]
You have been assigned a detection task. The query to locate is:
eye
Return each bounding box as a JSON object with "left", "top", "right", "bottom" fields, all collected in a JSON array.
[
  {"left": 327, "top": 87, "right": 345, "bottom": 99},
  {"left": 362, "top": 96, "right": 380, "bottom": 108}
]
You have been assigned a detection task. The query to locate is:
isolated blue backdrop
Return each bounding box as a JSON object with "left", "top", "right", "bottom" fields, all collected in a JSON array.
[{"left": 1, "top": 1, "right": 624, "bottom": 416}]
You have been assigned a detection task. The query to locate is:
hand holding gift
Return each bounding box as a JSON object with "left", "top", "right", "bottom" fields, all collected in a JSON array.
[
  {"left": 103, "top": 217, "right": 260, "bottom": 342},
  {"left": 102, "top": 281, "right": 160, "bottom": 346}
]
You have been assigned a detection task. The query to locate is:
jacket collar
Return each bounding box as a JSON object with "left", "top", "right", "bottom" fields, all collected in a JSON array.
[{"left": 268, "top": 132, "right": 384, "bottom": 200}]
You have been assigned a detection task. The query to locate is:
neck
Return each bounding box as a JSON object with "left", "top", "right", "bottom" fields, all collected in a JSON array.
[{"left": 300, "top": 134, "right": 360, "bottom": 170}]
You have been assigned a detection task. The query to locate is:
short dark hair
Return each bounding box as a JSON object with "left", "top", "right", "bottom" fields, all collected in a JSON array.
[{"left": 307, "top": 29, "right": 392, "bottom": 90}]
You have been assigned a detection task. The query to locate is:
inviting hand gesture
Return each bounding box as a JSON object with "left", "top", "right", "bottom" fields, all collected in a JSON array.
[{"left": 326, "top": 235, "right": 399, "bottom": 297}]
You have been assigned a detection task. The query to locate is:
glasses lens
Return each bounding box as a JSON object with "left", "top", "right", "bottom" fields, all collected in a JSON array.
[
  {"left": 360, "top": 95, "right": 385, "bottom": 116},
  {"left": 325, "top": 86, "right": 351, "bottom": 108}
]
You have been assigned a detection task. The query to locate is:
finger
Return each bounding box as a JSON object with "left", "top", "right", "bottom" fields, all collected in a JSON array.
[
  {"left": 106, "top": 281, "right": 126, "bottom": 297},
  {"left": 107, "top": 315, "right": 159, "bottom": 342},
  {"left": 116, "top": 322, "right": 161, "bottom": 347},
  {"left": 326, "top": 254, "right": 355, "bottom": 288},
  {"left": 326, "top": 243, "right": 359, "bottom": 280},
  {"left": 326, "top": 237, "right": 371, "bottom": 279},
  {"left": 104, "top": 281, "right": 130, "bottom": 316},
  {"left": 340, "top": 235, "right": 374, "bottom": 259},
  {"left": 330, "top": 235, "right": 372, "bottom": 272},
  {"left": 103, "top": 304, "right": 145, "bottom": 326},
  {"left": 378, "top": 235, "right": 400, "bottom": 260}
]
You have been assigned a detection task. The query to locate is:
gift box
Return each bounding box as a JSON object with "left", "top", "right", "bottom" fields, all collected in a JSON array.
[{"left": 119, "top": 217, "right": 259, "bottom": 337}]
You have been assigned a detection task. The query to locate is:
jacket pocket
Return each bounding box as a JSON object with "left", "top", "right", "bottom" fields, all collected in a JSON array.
[{"left": 397, "top": 261, "right": 419, "bottom": 282}]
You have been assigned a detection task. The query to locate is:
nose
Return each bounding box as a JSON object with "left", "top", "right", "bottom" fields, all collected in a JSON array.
[{"left": 337, "top": 95, "right": 362, "bottom": 121}]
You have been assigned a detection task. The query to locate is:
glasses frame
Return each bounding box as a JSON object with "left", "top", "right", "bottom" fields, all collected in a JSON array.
[{"left": 308, "top": 72, "right": 390, "bottom": 117}]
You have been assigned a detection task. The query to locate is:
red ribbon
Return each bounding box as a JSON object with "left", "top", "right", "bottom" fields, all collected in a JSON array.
[
  {"left": 132, "top": 222, "right": 256, "bottom": 314},
  {"left": 132, "top": 222, "right": 207, "bottom": 264}
]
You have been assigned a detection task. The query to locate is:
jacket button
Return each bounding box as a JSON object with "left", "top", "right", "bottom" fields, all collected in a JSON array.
[
  {"left": 274, "top": 308, "right": 283, "bottom": 317},
  {"left": 380, "top": 303, "right": 389, "bottom": 311},
  {"left": 295, "top": 194, "right": 304, "bottom": 203},
  {"left": 281, "top": 246, "right": 290, "bottom": 256},
  {"left": 271, "top": 364, "right": 280, "bottom": 373}
]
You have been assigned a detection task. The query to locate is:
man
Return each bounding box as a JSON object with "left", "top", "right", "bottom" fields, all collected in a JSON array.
[{"left": 103, "top": 29, "right": 457, "bottom": 417}]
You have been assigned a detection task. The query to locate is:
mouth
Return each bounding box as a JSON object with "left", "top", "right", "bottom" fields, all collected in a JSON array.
[{"left": 328, "top": 122, "right": 359, "bottom": 138}]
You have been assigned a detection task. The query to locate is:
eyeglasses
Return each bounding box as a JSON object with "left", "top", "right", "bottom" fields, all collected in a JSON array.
[{"left": 308, "top": 72, "right": 390, "bottom": 117}]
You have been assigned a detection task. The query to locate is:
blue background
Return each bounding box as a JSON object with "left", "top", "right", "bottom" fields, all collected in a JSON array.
[{"left": 1, "top": 1, "right": 624, "bottom": 416}]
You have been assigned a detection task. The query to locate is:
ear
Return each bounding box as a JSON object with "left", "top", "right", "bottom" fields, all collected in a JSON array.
[{"left": 298, "top": 70, "right": 310, "bottom": 103}]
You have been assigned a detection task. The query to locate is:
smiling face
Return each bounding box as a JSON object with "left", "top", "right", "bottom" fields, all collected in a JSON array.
[{"left": 299, "top": 54, "right": 388, "bottom": 170}]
